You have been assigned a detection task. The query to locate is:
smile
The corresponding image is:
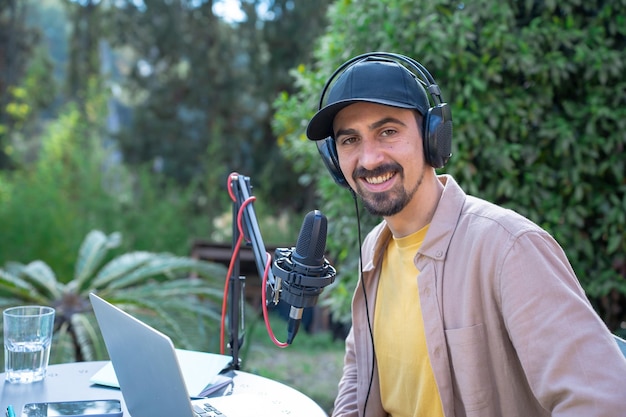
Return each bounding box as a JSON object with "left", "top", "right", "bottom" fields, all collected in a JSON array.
[{"left": 364, "top": 172, "right": 394, "bottom": 185}]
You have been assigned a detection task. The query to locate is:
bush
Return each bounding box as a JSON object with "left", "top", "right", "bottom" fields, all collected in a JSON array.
[
  {"left": 0, "top": 229, "right": 227, "bottom": 364},
  {"left": 0, "top": 98, "right": 214, "bottom": 280},
  {"left": 273, "top": 0, "right": 626, "bottom": 331}
]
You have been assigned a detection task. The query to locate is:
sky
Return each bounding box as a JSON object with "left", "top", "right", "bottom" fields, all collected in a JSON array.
[
  {"left": 212, "top": 0, "right": 246, "bottom": 23},
  {"left": 119, "top": 0, "right": 246, "bottom": 22}
]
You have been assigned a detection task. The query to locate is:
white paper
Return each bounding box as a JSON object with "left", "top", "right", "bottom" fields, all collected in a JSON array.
[{"left": 89, "top": 349, "right": 232, "bottom": 396}]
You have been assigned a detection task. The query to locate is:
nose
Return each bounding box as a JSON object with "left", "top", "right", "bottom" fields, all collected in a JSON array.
[{"left": 358, "top": 136, "right": 386, "bottom": 170}]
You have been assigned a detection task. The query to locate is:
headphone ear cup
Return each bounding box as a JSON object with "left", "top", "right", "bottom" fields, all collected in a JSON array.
[
  {"left": 316, "top": 138, "right": 350, "bottom": 189},
  {"left": 423, "top": 103, "right": 453, "bottom": 168}
]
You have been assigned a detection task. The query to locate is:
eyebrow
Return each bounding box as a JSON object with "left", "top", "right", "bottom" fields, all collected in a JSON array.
[{"left": 334, "top": 116, "right": 408, "bottom": 138}]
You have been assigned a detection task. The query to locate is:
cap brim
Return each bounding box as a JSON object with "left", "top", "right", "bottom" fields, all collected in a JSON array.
[{"left": 306, "top": 98, "right": 417, "bottom": 141}]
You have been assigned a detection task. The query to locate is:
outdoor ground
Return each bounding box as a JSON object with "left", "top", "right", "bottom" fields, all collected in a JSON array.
[{"left": 241, "top": 321, "right": 346, "bottom": 415}]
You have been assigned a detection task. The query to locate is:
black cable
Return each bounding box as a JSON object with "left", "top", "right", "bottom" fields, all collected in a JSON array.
[{"left": 351, "top": 190, "right": 376, "bottom": 416}]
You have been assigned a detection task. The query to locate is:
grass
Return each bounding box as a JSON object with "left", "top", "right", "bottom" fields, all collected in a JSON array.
[{"left": 239, "top": 316, "right": 346, "bottom": 415}]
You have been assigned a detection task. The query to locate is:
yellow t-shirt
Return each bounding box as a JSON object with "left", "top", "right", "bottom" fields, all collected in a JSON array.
[{"left": 374, "top": 225, "right": 444, "bottom": 417}]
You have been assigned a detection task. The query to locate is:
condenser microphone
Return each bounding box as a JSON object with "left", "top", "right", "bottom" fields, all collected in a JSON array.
[{"left": 272, "top": 210, "right": 336, "bottom": 344}]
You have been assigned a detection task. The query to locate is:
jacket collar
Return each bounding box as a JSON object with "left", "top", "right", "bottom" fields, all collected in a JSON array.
[{"left": 362, "top": 174, "right": 466, "bottom": 271}]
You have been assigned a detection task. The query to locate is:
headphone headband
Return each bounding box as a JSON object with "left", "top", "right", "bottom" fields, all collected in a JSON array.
[
  {"left": 313, "top": 52, "right": 453, "bottom": 189},
  {"left": 317, "top": 52, "right": 444, "bottom": 111}
]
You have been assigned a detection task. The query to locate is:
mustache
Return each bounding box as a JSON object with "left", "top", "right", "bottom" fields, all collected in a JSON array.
[{"left": 352, "top": 163, "right": 403, "bottom": 180}]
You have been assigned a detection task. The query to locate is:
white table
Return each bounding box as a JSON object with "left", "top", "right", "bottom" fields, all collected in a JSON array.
[{"left": 0, "top": 361, "right": 328, "bottom": 416}]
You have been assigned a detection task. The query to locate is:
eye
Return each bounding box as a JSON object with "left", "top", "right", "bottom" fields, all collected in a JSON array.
[
  {"left": 380, "top": 128, "right": 397, "bottom": 137},
  {"left": 338, "top": 135, "right": 358, "bottom": 146}
]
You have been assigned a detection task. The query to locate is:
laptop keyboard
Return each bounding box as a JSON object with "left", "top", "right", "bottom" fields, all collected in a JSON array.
[{"left": 193, "top": 401, "right": 226, "bottom": 416}]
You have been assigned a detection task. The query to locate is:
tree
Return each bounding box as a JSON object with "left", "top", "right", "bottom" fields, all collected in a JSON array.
[
  {"left": 102, "top": 1, "right": 237, "bottom": 188},
  {"left": 0, "top": 0, "right": 55, "bottom": 169},
  {"left": 236, "top": 0, "right": 334, "bottom": 208},
  {"left": 63, "top": 0, "right": 103, "bottom": 106},
  {"left": 98, "top": 0, "right": 332, "bottom": 212},
  {"left": 273, "top": 0, "right": 626, "bottom": 332}
]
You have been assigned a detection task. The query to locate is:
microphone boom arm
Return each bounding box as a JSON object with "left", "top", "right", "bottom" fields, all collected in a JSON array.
[
  {"left": 226, "top": 174, "right": 281, "bottom": 369},
  {"left": 225, "top": 173, "right": 337, "bottom": 360},
  {"left": 231, "top": 174, "right": 281, "bottom": 301}
]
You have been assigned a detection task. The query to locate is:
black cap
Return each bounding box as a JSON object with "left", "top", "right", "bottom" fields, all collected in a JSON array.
[{"left": 306, "top": 59, "right": 430, "bottom": 141}]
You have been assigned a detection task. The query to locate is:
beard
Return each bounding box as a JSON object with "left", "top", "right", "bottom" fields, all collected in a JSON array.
[{"left": 353, "top": 163, "right": 424, "bottom": 217}]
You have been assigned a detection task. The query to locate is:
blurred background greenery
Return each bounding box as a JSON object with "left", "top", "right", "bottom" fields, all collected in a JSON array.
[{"left": 1, "top": 0, "right": 625, "bottom": 414}]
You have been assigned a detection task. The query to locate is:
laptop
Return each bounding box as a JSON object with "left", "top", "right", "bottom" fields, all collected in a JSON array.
[{"left": 89, "top": 293, "right": 284, "bottom": 417}]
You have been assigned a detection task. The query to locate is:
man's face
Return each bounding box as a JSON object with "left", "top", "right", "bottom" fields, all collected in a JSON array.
[{"left": 333, "top": 102, "right": 426, "bottom": 217}]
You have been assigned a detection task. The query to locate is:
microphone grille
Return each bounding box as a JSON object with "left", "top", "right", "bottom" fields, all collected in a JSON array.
[{"left": 293, "top": 210, "right": 327, "bottom": 266}]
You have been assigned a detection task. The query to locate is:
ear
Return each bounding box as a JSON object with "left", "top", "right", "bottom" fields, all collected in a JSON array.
[{"left": 316, "top": 138, "right": 351, "bottom": 189}]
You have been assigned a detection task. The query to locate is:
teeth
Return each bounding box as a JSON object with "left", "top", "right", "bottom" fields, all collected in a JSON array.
[{"left": 366, "top": 173, "right": 393, "bottom": 184}]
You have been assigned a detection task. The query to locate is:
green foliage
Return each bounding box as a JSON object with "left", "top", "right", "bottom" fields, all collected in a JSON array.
[
  {"left": 273, "top": 0, "right": 626, "bottom": 329},
  {"left": 0, "top": 86, "right": 217, "bottom": 278},
  {"left": 89, "top": 0, "right": 333, "bottom": 212},
  {"left": 1, "top": 56, "right": 56, "bottom": 165},
  {"left": 0, "top": 229, "right": 227, "bottom": 364},
  {"left": 0, "top": 1, "right": 57, "bottom": 169}
]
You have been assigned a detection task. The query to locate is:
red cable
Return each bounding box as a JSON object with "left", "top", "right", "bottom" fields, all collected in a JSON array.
[
  {"left": 220, "top": 173, "right": 243, "bottom": 354},
  {"left": 261, "top": 250, "right": 288, "bottom": 348},
  {"left": 220, "top": 173, "right": 288, "bottom": 354},
  {"left": 226, "top": 172, "right": 238, "bottom": 202}
]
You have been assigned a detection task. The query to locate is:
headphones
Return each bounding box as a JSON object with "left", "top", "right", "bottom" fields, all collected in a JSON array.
[{"left": 315, "top": 52, "right": 453, "bottom": 189}]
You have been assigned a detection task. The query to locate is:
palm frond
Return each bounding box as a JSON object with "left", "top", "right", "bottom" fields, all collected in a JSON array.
[
  {"left": 184, "top": 261, "right": 228, "bottom": 283},
  {"left": 102, "top": 295, "right": 203, "bottom": 350},
  {"left": 20, "top": 261, "right": 63, "bottom": 300},
  {"left": 106, "top": 256, "right": 225, "bottom": 290},
  {"left": 104, "top": 278, "right": 224, "bottom": 301},
  {"left": 3, "top": 261, "right": 29, "bottom": 275},
  {"left": 74, "top": 230, "right": 122, "bottom": 290},
  {"left": 0, "top": 268, "right": 48, "bottom": 304},
  {"left": 50, "top": 321, "right": 76, "bottom": 364},
  {"left": 1, "top": 229, "right": 230, "bottom": 363},
  {"left": 98, "top": 279, "right": 225, "bottom": 351},
  {"left": 89, "top": 251, "right": 155, "bottom": 290},
  {"left": 71, "top": 312, "right": 108, "bottom": 361}
]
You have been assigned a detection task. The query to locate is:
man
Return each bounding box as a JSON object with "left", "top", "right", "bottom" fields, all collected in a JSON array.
[{"left": 305, "top": 52, "right": 626, "bottom": 416}]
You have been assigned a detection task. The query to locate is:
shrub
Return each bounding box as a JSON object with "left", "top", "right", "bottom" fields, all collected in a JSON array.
[
  {"left": 0, "top": 229, "right": 227, "bottom": 364},
  {"left": 0, "top": 96, "right": 215, "bottom": 280},
  {"left": 273, "top": 0, "right": 626, "bottom": 331}
]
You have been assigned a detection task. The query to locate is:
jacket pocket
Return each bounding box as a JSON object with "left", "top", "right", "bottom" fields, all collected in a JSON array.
[{"left": 445, "top": 323, "right": 493, "bottom": 413}]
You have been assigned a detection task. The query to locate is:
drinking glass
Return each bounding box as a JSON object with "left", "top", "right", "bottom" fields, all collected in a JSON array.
[{"left": 3, "top": 305, "right": 55, "bottom": 384}]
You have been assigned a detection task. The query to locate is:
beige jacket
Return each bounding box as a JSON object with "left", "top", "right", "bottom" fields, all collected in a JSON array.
[{"left": 332, "top": 175, "right": 626, "bottom": 417}]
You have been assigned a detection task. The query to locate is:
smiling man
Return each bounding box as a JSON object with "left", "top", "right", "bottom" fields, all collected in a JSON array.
[
  {"left": 306, "top": 53, "right": 626, "bottom": 417},
  {"left": 333, "top": 102, "right": 440, "bottom": 235}
]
